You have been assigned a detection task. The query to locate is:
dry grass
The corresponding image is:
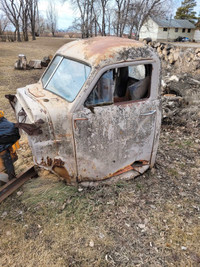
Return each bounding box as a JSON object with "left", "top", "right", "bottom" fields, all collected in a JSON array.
[
  {"left": 0, "top": 37, "right": 70, "bottom": 121},
  {"left": 0, "top": 38, "right": 200, "bottom": 266}
]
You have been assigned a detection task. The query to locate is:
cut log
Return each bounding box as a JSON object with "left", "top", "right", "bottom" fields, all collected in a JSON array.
[
  {"left": 154, "top": 42, "right": 160, "bottom": 48},
  {"left": 162, "top": 48, "right": 169, "bottom": 56},
  {"left": 164, "top": 44, "right": 173, "bottom": 51},
  {"left": 173, "top": 51, "right": 180, "bottom": 61},
  {"left": 14, "top": 54, "right": 27, "bottom": 70},
  {"left": 29, "top": 60, "right": 42, "bottom": 69},
  {"left": 41, "top": 56, "right": 51, "bottom": 67},
  {"left": 195, "top": 48, "right": 200, "bottom": 54},
  {"left": 152, "top": 41, "right": 156, "bottom": 47},
  {"left": 168, "top": 54, "right": 175, "bottom": 64},
  {"left": 157, "top": 47, "right": 161, "bottom": 53}
]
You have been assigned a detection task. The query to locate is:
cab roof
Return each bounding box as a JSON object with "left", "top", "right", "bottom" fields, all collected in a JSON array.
[{"left": 56, "top": 37, "right": 145, "bottom": 66}]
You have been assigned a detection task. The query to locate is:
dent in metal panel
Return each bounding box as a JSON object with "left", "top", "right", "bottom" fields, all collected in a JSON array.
[
  {"left": 11, "top": 37, "right": 161, "bottom": 185},
  {"left": 73, "top": 98, "right": 159, "bottom": 182}
]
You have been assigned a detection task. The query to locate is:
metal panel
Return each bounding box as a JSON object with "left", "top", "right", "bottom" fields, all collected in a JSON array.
[{"left": 73, "top": 98, "right": 160, "bottom": 182}]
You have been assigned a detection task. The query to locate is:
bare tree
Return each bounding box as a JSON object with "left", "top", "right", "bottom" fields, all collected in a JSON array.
[
  {"left": 19, "top": 0, "right": 29, "bottom": 41},
  {"left": 114, "top": 0, "right": 130, "bottom": 36},
  {"left": 88, "top": 0, "right": 95, "bottom": 36},
  {"left": 68, "top": 0, "right": 171, "bottom": 38},
  {"left": 28, "top": 0, "right": 38, "bottom": 40},
  {"left": 70, "top": 0, "right": 112, "bottom": 38},
  {"left": 46, "top": 0, "right": 57, "bottom": 36},
  {"left": 127, "top": 0, "right": 171, "bottom": 39},
  {"left": 0, "top": 0, "right": 22, "bottom": 41},
  {"left": 89, "top": 0, "right": 111, "bottom": 36},
  {"left": 83, "top": 0, "right": 92, "bottom": 37},
  {"left": 105, "top": 8, "right": 113, "bottom": 35},
  {"left": 92, "top": 4, "right": 102, "bottom": 36},
  {"left": 99, "top": 0, "right": 109, "bottom": 35},
  {"left": 69, "top": 0, "right": 108, "bottom": 37},
  {"left": 35, "top": 13, "right": 45, "bottom": 35},
  {"left": 71, "top": 0, "right": 92, "bottom": 38},
  {"left": 0, "top": 13, "right": 9, "bottom": 34},
  {"left": 115, "top": 0, "right": 124, "bottom": 36}
]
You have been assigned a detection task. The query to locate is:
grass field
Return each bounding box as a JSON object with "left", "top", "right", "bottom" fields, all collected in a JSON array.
[{"left": 0, "top": 37, "right": 200, "bottom": 267}]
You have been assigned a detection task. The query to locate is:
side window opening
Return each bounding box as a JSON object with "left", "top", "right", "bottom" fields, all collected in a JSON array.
[
  {"left": 85, "top": 70, "right": 114, "bottom": 106},
  {"left": 85, "top": 64, "right": 152, "bottom": 107}
]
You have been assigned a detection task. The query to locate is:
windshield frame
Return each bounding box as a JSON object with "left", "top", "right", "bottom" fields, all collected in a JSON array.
[{"left": 41, "top": 55, "right": 92, "bottom": 103}]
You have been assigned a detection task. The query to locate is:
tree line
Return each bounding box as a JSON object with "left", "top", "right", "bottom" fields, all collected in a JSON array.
[
  {"left": 0, "top": 0, "right": 199, "bottom": 42},
  {"left": 69, "top": 0, "right": 172, "bottom": 39},
  {"left": 0, "top": 0, "right": 57, "bottom": 41},
  {"left": 68, "top": 0, "right": 200, "bottom": 39},
  {"left": 0, "top": 0, "right": 39, "bottom": 41}
]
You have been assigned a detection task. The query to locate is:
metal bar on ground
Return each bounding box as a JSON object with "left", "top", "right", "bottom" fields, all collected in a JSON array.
[{"left": 0, "top": 166, "right": 37, "bottom": 203}]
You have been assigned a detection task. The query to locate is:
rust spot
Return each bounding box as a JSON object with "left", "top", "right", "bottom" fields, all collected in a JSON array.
[
  {"left": 74, "top": 117, "right": 88, "bottom": 129},
  {"left": 53, "top": 166, "right": 71, "bottom": 183},
  {"left": 40, "top": 157, "right": 65, "bottom": 167},
  {"left": 53, "top": 158, "right": 64, "bottom": 167},
  {"left": 83, "top": 37, "right": 144, "bottom": 59},
  {"left": 57, "top": 36, "right": 146, "bottom": 66},
  {"left": 40, "top": 157, "right": 47, "bottom": 166},
  {"left": 109, "top": 160, "right": 149, "bottom": 177},
  {"left": 110, "top": 165, "right": 134, "bottom": 177},
  {"left": 47, "top": 157, "right": 52, "bottom": 166}
]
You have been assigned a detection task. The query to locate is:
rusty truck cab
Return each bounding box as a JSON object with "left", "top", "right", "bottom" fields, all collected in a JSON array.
[{"left": 10, "top": 37, "right": 161, "bottom": 186}]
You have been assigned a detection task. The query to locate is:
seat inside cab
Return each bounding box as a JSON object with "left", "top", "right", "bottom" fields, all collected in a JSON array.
[{"left": 85, "top": 64, "right": 152, "bottom": 107}]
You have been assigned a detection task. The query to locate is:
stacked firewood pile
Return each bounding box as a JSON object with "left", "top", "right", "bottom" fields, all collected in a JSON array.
[
  {"left": 143, "top": 39, "right": 200, "bottom": 66},
  {"left": 161, "top": 74, "right": 200, "bottom": 126},
  {"left": 142, "top": 39, "right": 200, "bottom": 126}
]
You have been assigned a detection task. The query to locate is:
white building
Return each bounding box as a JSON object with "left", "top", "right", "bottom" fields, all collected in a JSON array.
[
  {"left": 194, "top": 30, "right": 200, "bottom": 42},
  {"left": 139, "top": 17, "right": 196, "bottom": 42}
]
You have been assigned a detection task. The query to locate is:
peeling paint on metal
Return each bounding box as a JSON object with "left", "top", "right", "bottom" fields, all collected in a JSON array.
[{"left": 10, "top": 37, "right": 161, "bottom": 185}]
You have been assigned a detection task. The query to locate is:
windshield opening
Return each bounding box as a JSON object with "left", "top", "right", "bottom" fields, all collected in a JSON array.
[{"left": 42, "top": 56, "right": 91, "bottom": 102}]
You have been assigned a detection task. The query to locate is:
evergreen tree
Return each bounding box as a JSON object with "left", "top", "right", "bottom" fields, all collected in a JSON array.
[
  {"left": 175, "top": 0, "right": 197, "bottom": 22},
  {"left": 196, "top": 12, "right": 200, "bottom": 29}
]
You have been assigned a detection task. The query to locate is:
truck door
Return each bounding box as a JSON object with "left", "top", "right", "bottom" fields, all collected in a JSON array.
[{"left": 72, "top": 61, "right": 161, "bottom": 181}]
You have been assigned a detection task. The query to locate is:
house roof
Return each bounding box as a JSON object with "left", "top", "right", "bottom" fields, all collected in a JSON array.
[{"left": 151, "top": 17, "right": 195, "bottom": 29}]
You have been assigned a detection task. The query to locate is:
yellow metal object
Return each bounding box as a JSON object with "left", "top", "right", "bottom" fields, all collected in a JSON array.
[
  {"left": 11, "top": 141, "right": 20, "bottom": 153},
  {"left": 0, "top": 110, "right": 4, "bottom": 118},
  {"left": 0, "top": 150, "right": 6, "bottom": 172},
  {"left": 0, "top": 141, "right": 20, "bottom": 172}
]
